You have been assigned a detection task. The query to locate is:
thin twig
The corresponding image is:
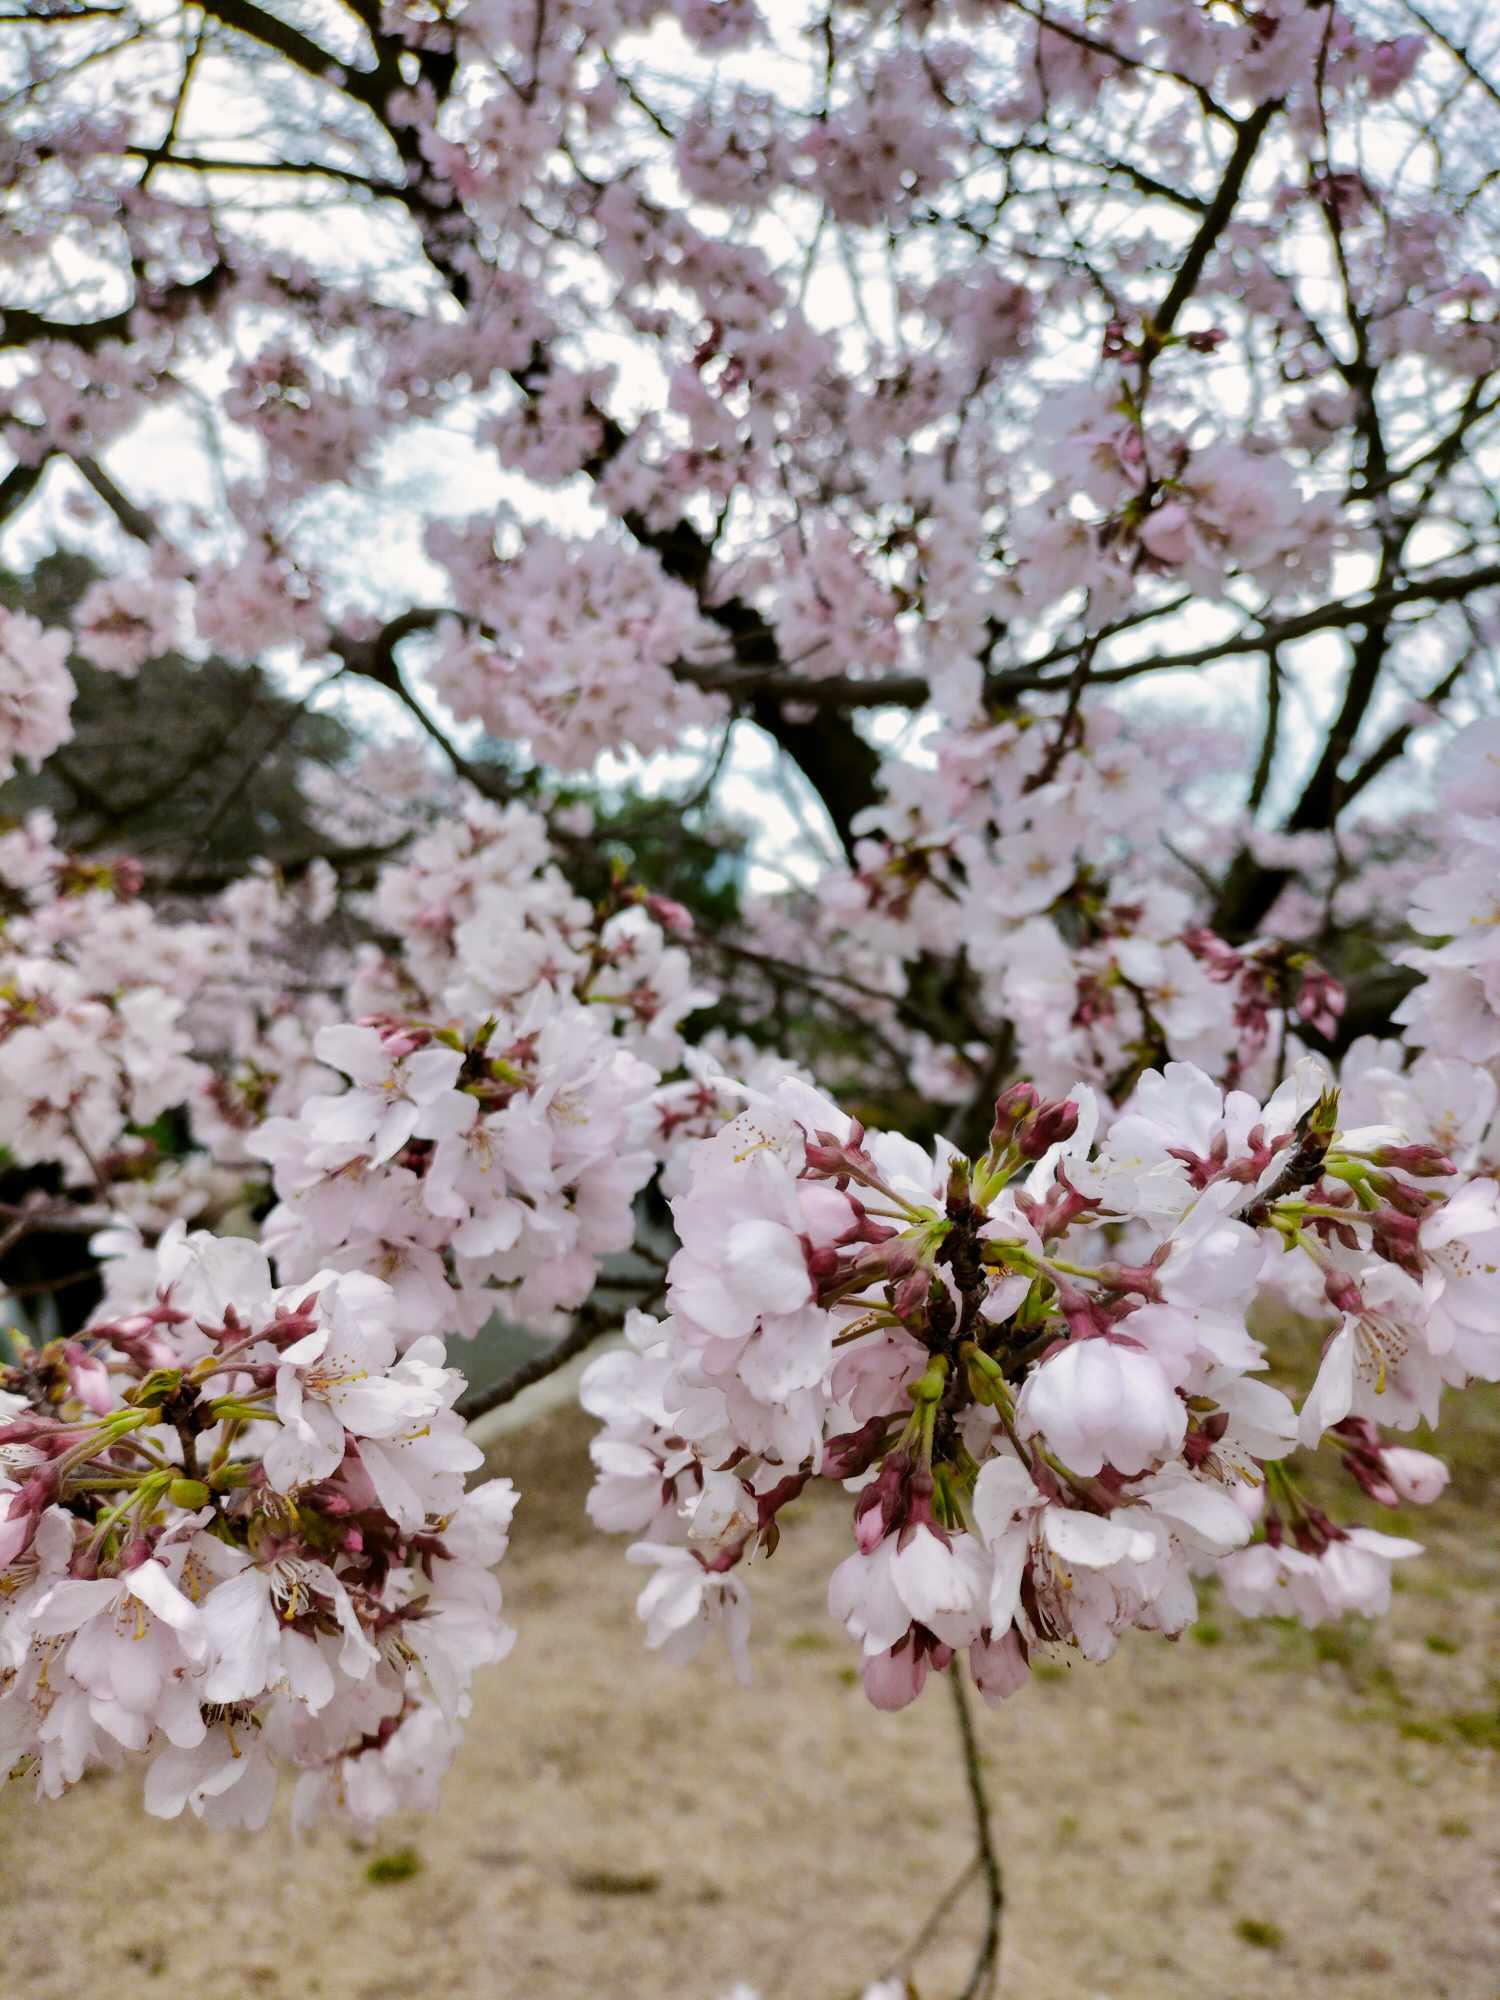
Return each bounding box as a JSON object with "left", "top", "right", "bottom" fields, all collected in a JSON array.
[
  {"left": 949, "top": 1665, "right": 1003, "bottom": 2000},
  {"left": 878, "top": 1855, "right": 982, "bottom": 1986},
  {"left": 1026, "top": 631, "right": 1099, "bottom": 795}
]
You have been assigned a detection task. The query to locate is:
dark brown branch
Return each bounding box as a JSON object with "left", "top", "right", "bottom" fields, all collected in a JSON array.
[
  {"left": 1338, "top": 649, "right": 1475, "bottom": 810},
  {"left": 154, "top": 836, "right": 410, "bottom": 894},
  {"left": 682, "top": 658, "right": 930, "bottom": 707},
  {"left": 1143, "top": 100, "right": 1278, "bottom": 359},
  {"left": 0, "top": 455, "right": 50, "bottom": 527},
  {"left": 0, "top": 264, "right": 232, "bottom": 353},
  {"left": 1246, "top": 647, "right": 1282, "bottom": 815},
  {"left": 455, "top": 1308, "right": 614, "bottom": 1422},
  {"left": 196, "top": 0, "right": 374, "bottom": 99},
  {"left": 1001, "top": 563, "right": 1500, "bottom": 693},
  {"left": 74, "top": 454, "right": 159, "bottom": 541},
  {"left": 120, "top": 146, "right": 401, "bottom": 194}
]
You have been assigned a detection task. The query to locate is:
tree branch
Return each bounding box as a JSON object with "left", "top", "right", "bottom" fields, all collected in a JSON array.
[
  {"left": 1002, "top": 563, "right": 1500, "bottom": 694},
  {"left": 0, "top": 454, "right": 49, "bottom": 527},
  {"left": 195, "top": 0, "right": 372, "bottom": 98},
  {"left": 455, "top": 1308, "right": 614, "bottom": 1422},
  {"left": 1143, "top": 101, "right": 1278, "bottom": 358}
]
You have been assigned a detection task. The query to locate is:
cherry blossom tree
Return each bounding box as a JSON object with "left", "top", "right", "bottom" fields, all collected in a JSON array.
[{"left": 2, "top": 0, "right": 1499, "bottom": 1988}]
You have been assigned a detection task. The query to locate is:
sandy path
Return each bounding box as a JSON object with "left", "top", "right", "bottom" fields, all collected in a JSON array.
[{"left": 2, "top": 1405, "right": 1495, "bottom": 2000}]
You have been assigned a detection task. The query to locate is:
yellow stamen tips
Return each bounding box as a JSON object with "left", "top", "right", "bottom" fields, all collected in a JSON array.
[{"left": 225, "top": 1721, "right": 241, "bottom": 1760}]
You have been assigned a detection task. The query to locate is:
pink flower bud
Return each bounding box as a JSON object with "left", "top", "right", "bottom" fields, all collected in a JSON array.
[
  {"left": 1344, "top": 1451, "right": 1399, "bottom": 1507},
  {"left": 1294, "top": 965, "right": 1345, "bottom": 1038},
  {"left": 820, "top": 1416, "right": 890, "bottom": 1481},
  {"left": 1381, "top": 1448, "right": 1449, "bottom": 1506},
  {"left": 892, "top": 1266, "right": 931, "bottom": 1322},
  {"left": 854, "top": 1497, "right": 888, "bottom": 1554},
  {"left": 64, "top": 1344, "right": 113, "bottom": 1416},
  {"left": 989, "top": 1082, "right": 1039, "bottom": 1151},
  {"left": 1371, "top": 1206, "right": 1423, "bottom": 1275},
  {"left": 645, "top": 894, "right": 694, "bottom": 935},
  {"left": 1015, "top": 1097, "right": 1080, "bottom": 1160},
  {"left": 1366, "top": 1143, "right": 1455, "bottom": 1178}
]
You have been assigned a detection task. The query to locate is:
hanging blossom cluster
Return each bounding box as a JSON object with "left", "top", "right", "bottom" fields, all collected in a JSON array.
[
  {"left": 585, "top": 1055, "right": 1491, "bottom": 1706},
  {"left": 423, "top": 524, "right": 729, "bottom": 772},
  {"left": 348, "top": 795, "right": 711, "bottom": 1071},
  {"left": 0, "top": 1229, "right": 514, "bottom": 1827}
]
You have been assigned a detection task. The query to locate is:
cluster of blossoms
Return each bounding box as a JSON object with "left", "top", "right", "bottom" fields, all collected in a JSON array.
[
  {"left": 7, "top": 0, "right": 1489, "bottom": 786},
  {"left": 0, "top": 609, "right": 75, "bottom": 784},
  {"left": 349, "top": 795, "right": 711, "bottom": 1070},
  {"left": 225, "top": 801, "right": 719, "bottom": 1340},
  {"left": 795, "top": 703, "right": 1347, "bottom": 1108},
  {"left": 0, "top": 806, "right": 348, "bottom": 1226},
  {"left": 1396, "top": 719, "right": 1500, "bottom": 1064},
  {"left": 586, "top": 1057, "right": 1490, "bottom": 1706},
  {"left": 423, "top": 525, "right": 728, "bottom": 771},
  {"left": 0, "top": 819, "right": 217, "bottom": 1188},
  {"left": 4, "top": 0, "right": 1500, "bottom": 1896},
  {"left": 0, "top": 1229, "right": 513, "bottom": 1827},
  {"left": 251, "top": 1004, "right": 659, "bottom": 1338},
  {"left": 0, "top": 779, "right": 719, "bottom": 1272},
  {"left": 1006, "top": 389, "right": 1340, "bottom": 626}
]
